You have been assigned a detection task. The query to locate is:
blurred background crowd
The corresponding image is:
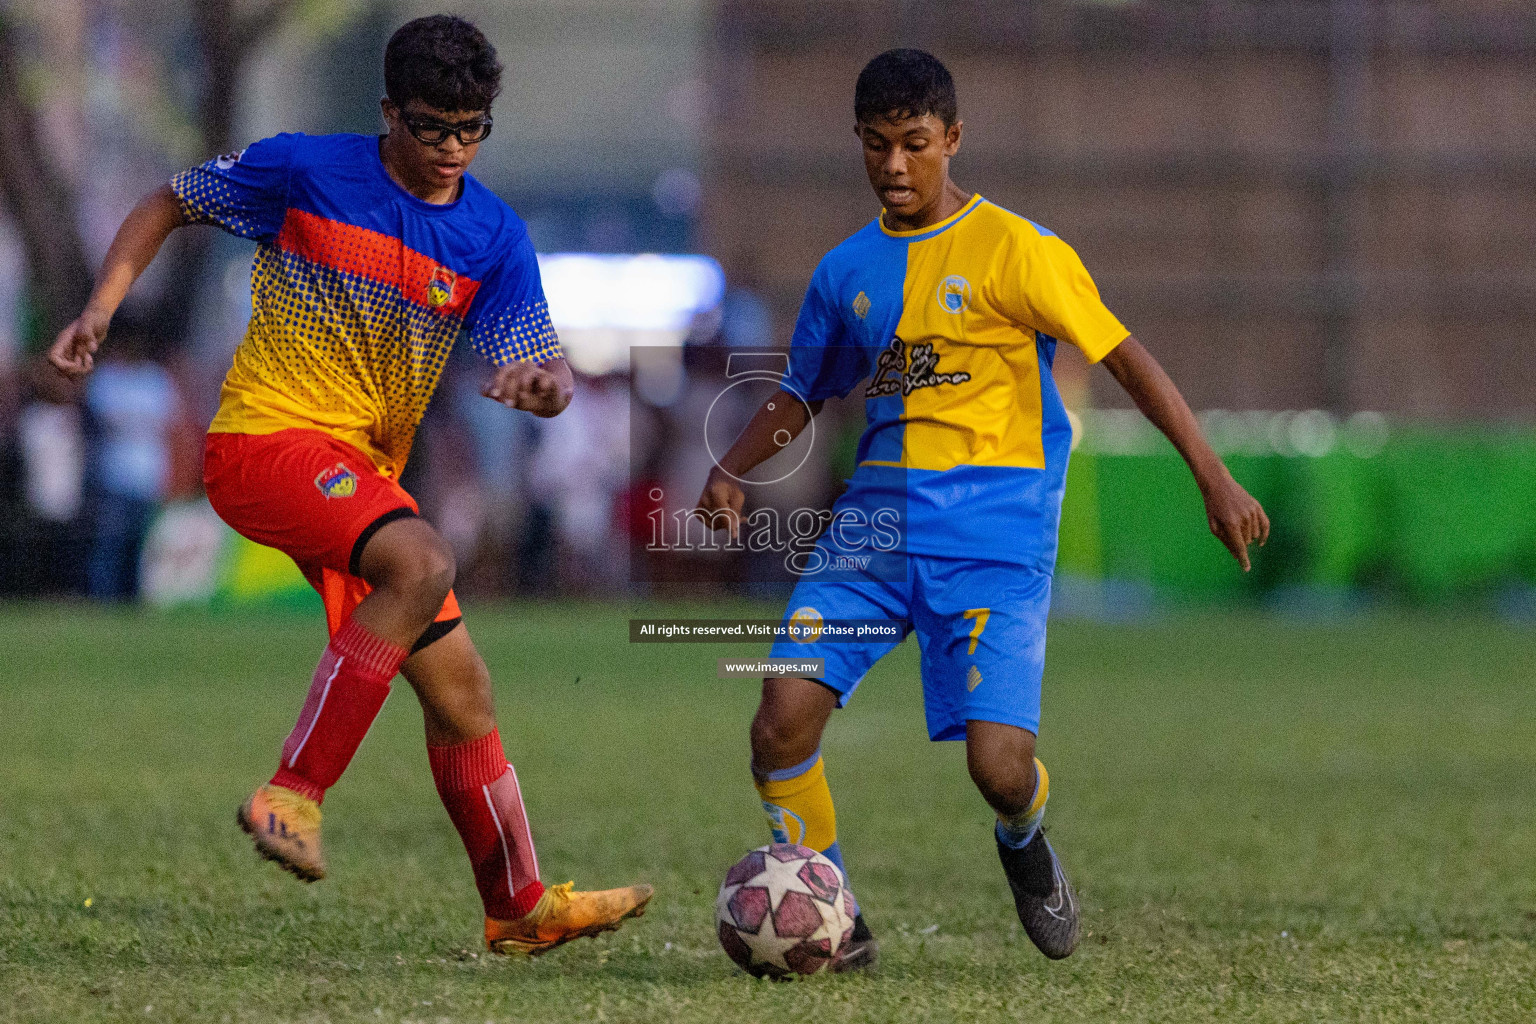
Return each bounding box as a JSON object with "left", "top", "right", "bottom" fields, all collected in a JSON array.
[{"left": 0, "top": 0, "right": 1533, "bottom": 611}]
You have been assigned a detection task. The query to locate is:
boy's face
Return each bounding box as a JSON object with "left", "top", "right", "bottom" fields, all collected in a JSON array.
[
  {"left": 381, "top": 99, "right": 488, "bottom": 191},
  {"left": 855, "top": 113, "right": 962, "bottom": 223}
]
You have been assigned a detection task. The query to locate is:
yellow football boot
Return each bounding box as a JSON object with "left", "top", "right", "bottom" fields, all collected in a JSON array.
[
  {"left": 237, "top": 783, "right": 326, "bottom": 882},
  {"left": 485, "top": 881, "right": 654, "bottom": 956}
]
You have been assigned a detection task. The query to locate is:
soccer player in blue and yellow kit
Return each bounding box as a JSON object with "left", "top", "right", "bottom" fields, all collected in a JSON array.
[
  {"left": 696, "top": 50, "right": 1270, "bottom": 966},
  {"left": 48, "top": 15, "right": 650, "bottom": 955}
]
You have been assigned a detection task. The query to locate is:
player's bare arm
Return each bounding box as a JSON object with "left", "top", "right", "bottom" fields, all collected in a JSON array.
[
  {"left": 1100, "top": 335, "right": 1270, "bottom": 570},
  {"left": 482, "top": 356, "right": 574, "bottom": 417},
  {"left": 694, "top": 392, "right": 823, "bottom": 539},
  {"left": 47, "top": 183, "right": 185, "bottom": 379}
]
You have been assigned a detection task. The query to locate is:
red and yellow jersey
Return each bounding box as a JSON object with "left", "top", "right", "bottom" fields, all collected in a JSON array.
[{"left": 171, "top": 132, "right": 561, "bottom": 476}]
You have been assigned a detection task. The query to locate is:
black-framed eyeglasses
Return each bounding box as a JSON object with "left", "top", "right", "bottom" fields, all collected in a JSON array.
[{"left": 402, "top": 114, "right": 493, "bottom": 146}]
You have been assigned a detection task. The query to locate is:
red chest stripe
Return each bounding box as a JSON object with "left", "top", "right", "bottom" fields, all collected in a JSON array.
[{"left": 276, "top": 208, "right": 481, "bottom": 318}]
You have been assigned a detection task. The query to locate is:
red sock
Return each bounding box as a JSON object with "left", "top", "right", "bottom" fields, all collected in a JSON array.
[
  {"left": 428, "top": 729, "right": 544, "bottom": 920},
  {"left": 270, "top": 618, "right": 407, "bottom": 803}
]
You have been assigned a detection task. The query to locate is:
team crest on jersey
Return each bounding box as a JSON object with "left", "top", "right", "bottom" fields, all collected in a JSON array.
[
  {"left": 787, "top": 606, "right": 824, "bottom": 643},
  {"left": 426, "top": 265, "right": 457, "bottom": 308},
  {"left": 937, "top": 274, "right": 971, "bottom": 313},
  {"left": 852, "top": 291, "right": 872, "bottom": 320},
  {"left": 314, "top": 462, "right": 358, "bottom": 499}
]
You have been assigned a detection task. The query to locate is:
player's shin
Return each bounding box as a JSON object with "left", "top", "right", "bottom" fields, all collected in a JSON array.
[
  {"left": 995, "top": 757, "right": 1050, "bottom": 849},
  {"left": 270, "top": 617, "right": 408, "bottom": 802},
  {"left": 428, "top": 728, "right": 545, "bottom": 920}
]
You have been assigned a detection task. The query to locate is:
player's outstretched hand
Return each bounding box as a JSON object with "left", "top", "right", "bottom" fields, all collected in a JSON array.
[
  {"left": 47, "top": 306, "right": 112, "bottom": 380},
  {"left": 483, "top": 357, "right": 574, "bottom": 418},
  {"left": 694, "top": 466, "right": 746, "bottom": 542},
  {"left": 1200, "top": 467, "right": 1270, "bottom": 571}
]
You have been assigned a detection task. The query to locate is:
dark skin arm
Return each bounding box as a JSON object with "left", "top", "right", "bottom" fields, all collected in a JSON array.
[
  {"left": 695, "top": 393, "right": 822, "bottom": 540},
  {"left": 1099, "top": 335, "right": 1269, "bottom": 569},
  {"left": 698, "top": 336, "right": 1269, "bottom": 570}
]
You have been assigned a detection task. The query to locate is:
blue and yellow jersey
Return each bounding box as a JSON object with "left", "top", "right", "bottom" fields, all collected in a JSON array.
[
  {"left": 785, "top": 195, "right": 1128, "bottom": 570},
  {"left": 171, "top": 133, "right": 561, "bottom": 476}
]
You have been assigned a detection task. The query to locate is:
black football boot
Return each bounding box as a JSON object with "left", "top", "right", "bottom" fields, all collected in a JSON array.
[
  {"left": 830, "top": 913, "right": 879, "bottom": 972},
  {"left": 996, "top": 827, "right": 1080, "bottom": 959}
]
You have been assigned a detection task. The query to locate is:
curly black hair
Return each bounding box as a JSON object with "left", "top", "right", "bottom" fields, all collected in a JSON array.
[
  {"left": 854, "top": 48, "right": 957, "bottom": 126},
  {"left": 384, "top": 14, "right": 502, "bottom": 113}
]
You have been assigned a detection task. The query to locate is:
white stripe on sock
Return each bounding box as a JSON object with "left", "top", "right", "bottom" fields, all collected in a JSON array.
[
  {"left": 483, "top": 781, "right": 517, "bottom": 904},
  {"left": 505, "top": 763, "right": 539, "bottom": 880},
  {"left": 288, "top": 654, "right": 344, "bottom": 768}
]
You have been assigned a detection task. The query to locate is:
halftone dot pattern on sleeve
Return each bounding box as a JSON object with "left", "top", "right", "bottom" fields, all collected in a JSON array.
[
  {"left": 471, "top": 298, "right": 562, "bottom": 367},
  {"left": 171, "top": 167, "right": 272, "bottom": 240}
]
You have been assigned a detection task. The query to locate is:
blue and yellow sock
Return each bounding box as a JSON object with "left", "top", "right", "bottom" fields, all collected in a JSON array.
[
  {"left": 754, "top": 751, "right": 857, "bottom": 910},
  {"left": 995, "top": 757, "right": 1050, "bottom": 849}
]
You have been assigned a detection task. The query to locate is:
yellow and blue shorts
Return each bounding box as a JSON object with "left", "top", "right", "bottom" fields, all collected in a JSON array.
[{"left": 769, "top": 555, "right": 1052, "bottom": 741}]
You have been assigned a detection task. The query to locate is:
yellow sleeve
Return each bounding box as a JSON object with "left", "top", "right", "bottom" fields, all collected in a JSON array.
[{"left": 997, "top": 229, "right": 1130, "bottom": 364}]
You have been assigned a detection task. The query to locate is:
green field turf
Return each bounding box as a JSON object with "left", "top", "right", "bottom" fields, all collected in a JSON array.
[{"left": 2, "top": 602, "right": 1533, "bottom": 1023}]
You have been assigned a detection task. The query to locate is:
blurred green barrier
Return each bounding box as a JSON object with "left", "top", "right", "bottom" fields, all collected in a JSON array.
[
  {"left": 140, "top": 499, "right": 320, "bottom": 610},
  {"left": 1060, "top": 412, "right": 1536, "bottom": 603}
]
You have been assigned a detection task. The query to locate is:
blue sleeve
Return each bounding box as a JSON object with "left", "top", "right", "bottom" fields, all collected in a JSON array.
[
  {"left": 782, "top": 268, "right": 868, "bottom": 402},
  {"left": 466, "top": 231, "right": 563, "bottom": 366},
  {"left": 169, "top": 134, "right": 296, "bottom": 242}
]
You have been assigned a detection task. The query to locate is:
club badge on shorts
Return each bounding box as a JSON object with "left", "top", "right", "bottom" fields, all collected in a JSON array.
[
  {"left": 314, "top": 462, "right": 358, "bottom": 499},
  {"left": 787, "top": 606, "right": 824, "bottom": 644},
  {"left": 426, "top": 265, "right": 457, "bottom": 309}
]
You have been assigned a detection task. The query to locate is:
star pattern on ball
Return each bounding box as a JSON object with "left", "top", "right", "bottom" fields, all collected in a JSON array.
[
  {"left": 743, "top": 851, "right": 823, "bottom": 908},
  {"left": 734, "top": 904, "right": 808, "bottom": 974},
  {"left": 716, "top": 844, "right": 856, "bottom": 977}
]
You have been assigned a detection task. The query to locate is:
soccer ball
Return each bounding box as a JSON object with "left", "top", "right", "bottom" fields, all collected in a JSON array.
[{"left": 715, "top": 844, "right": 856, "bottom": 977}]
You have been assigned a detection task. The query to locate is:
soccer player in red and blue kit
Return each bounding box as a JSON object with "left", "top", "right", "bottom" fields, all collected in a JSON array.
[{"left": 48, "top": 15, "right": 651, "bottom": 955}]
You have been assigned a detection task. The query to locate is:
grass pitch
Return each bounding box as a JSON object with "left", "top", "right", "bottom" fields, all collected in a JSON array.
[{"left": 1, "top": 602, "right": 1533, "bottom": 1023}]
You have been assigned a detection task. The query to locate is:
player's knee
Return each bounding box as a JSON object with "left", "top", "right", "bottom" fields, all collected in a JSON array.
[
  {"left": 379, "top": 534, "right": 456, "bottom": 609},
  {"left": 750, "top": 677, "right": 835, "bottom": 771},
  {"left": 749, "top": 705, "right": 811, "bottom": 766},
  {"left": 415, "top": 541, "right": 457, "bottom": 603},
  {"left": 360, "top": 517, "right": 456, "bottom": 601},
  {"left": 408, "top": 638, "right": 497, "bottom": 745},
  {"left": 404, "top": 553, "right": 455, "bottom": 611},
  {"left": 966, "top": 729, "right": 1038, "bottom": 816}
]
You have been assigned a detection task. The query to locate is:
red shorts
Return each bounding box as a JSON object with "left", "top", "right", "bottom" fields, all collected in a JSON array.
[{"left": 204, "top": 429, "right": 461, "bottom": 639}]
